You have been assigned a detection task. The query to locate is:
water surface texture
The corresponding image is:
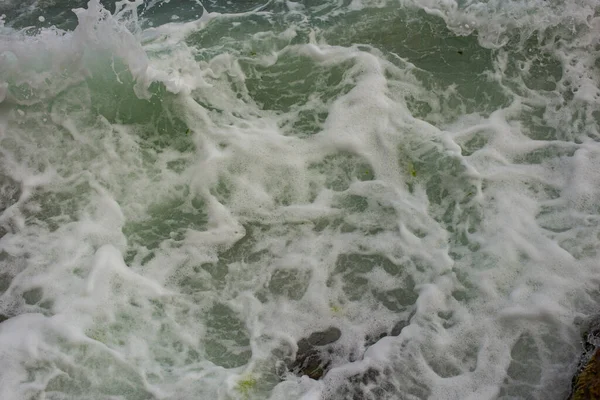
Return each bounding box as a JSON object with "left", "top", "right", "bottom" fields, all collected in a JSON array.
[{"left": 1, "top": 0, "right": 600, "bottom": 399}]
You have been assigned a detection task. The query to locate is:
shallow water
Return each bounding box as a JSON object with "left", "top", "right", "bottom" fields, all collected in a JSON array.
[{"left": 1, "top": 0, "right": 600, "bottom": 399}]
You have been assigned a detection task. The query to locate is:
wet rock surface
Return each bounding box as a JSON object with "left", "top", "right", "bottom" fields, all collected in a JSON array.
[
  {"left": 569, "top": 318, "right": 600, "bottom": 400},
  {"left": 331, "top": 367, "right": 397, "bottom": 400},
  {"left": 570, "top": 350, "right": 600, "bottom": 400}
]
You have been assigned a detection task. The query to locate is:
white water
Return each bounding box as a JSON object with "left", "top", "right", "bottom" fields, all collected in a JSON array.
[{"left": 1, "top": 0, "right": 600, "bottom": 399}]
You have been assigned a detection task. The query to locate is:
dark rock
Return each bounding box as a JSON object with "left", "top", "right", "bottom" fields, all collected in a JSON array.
[
  {"left": 306, "top": 327, "right": 341, "bottom": 346},
  {"left": 364, "top": 331, "right": 388, "bottom": 348},
  {"left": 0, "top": 314, "right": 8, "bottom": 324},
  {"left": 0, "top": 172, "right": 21, "bottom": 238},
  {"left": 290, "top": 327, "right": 342, "bottom": 380},
  {"left": 348, "top": 367, "right": 380, "bottom": 386},
  {"left": 293, "top": 349, "right": 329, "bottom": 380},
  {"left": 364, "top": 315, "right": 412, "bottom": 348},
  {"left": 391, "top": 319, "right": 409, "bottom": 336},
  {"left": 289, "top": 317, "right": 411, "bottom": 381},
  {"left": 570, "top": 349, "right": 600, "bottom": 400},
  {"left": 569, "top": 318, "right": 600, "bottom": 399},
  {"left": 0, "top": 172, "right": 21, "bottom": 215},
  {"left": 330, "top": 367, "right": 386, "bottom": 400}
]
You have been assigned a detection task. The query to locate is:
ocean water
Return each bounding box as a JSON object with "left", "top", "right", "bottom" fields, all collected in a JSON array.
[{"left": 1, "top": 0, "right": 600, "bottom": 399}]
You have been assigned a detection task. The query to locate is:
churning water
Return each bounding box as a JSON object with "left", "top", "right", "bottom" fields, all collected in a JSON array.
[{"left": 1, "top": 0, "right": 600, "bottom": 399}]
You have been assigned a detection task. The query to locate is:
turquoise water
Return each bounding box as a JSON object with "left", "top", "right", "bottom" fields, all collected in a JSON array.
[{"left": 1, "top": 0, "right": 600, "bottom": 399}]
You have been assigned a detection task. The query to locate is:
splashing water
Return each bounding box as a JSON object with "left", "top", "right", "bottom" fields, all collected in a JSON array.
[{"left": 1, "top": 0, "right": 600, "bottom": 399}]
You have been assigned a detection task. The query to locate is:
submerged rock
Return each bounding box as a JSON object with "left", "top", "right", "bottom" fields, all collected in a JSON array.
[
  {"left": 364, "top": 317, "right": 412, "bottom": 348},
  {"left": 304, "top": 327, "right": 342, "bottom": 347},
  {"left": 290, "top": 327, "right": 342, "bottom": 379},
  {"left": 0, "top": 173, "right": 21, "bottom": 239},
  {"left": 289, "top": 317, "right": 411, "bottom": 380},
  {"left": 330, "top": 367, "right": 391, "bottom": 400},
  {"left": 391, "top": 319, "right": 410, "bottom": 336}
]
